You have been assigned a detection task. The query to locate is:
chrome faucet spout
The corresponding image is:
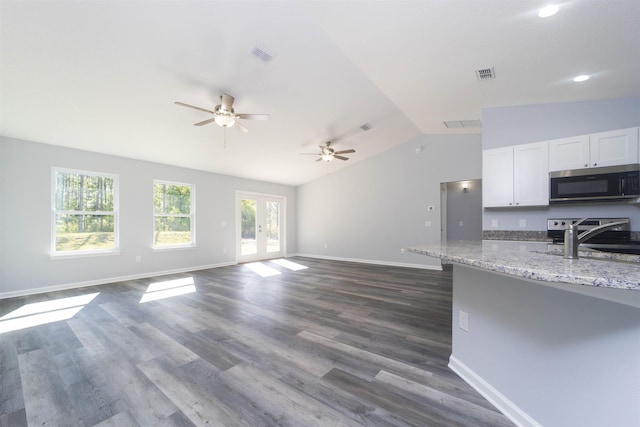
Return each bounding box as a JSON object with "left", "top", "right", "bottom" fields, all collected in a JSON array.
[{"left": 564, "top": 218, "right": 629, "bottom": 259}]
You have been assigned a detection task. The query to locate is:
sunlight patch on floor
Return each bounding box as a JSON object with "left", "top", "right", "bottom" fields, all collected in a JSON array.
[
  {"left": 245, "top": 262, "right": 281, "bottom": 277},
  {"left": 140, "top": 277, "right": 196, "bottom": 303},
  {"left": 270, "top": 258, "right": 308, "bottom": 271},
  {"left": 0, "top": 292, "right": 99, "bottom": 334}
]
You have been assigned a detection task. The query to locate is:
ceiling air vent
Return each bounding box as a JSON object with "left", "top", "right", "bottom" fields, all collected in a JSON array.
[
  {"left": 251, "top": 44, "right": 274, "bottom": 63},
  {"left": 476, "top": 67, "right": 495, "bottom": 81},
  {"left": 444, "top": 120, "right": 482, "bottom": 128}
]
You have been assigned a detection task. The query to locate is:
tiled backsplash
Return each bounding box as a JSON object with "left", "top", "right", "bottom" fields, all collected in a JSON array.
[
  {"left": 482, "top": 230, "right": 550, "bottom": 242},
  {"left": 483, "top": 230, "right": 640, "bottom": 242}
]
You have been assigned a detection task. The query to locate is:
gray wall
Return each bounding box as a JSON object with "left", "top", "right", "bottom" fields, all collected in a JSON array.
[
  {"left": 481, "top": 97, "right": 640, "bottom": 231},
  {"left": 296, "top": 134, "right": 482, "bottom": 269},
  {"left": 0, "top": 137, "right": 297, "bottom": 297}
]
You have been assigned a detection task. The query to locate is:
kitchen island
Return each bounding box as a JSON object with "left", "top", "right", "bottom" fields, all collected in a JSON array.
[{"left": 408, "top": 240, "right": 640, "bottom": 427}]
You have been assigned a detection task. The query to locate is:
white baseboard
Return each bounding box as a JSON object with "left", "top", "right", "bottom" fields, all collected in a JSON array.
[
  {"left": 448, "top": 355, "right": 541, "bottom": 427},
  {"left": 0, "top": 261, "right": 236, "bottom": 300},
  {"left": 292, "top": 253, "right": 442, "bottom": 271}
]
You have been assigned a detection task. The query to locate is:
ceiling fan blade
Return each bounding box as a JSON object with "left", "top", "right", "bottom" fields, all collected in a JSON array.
[
  {"left": 194, "top": 118, "right": 216, "bottom": 126},
  {"left": 234, "top": 121, "right": 249, "bottom": 133},
  {"left": 237, "top": 113, "right": 270, "bottom": 120},
  {"left": 334, "top": 155, "right": 349, "bottom": 161},
  {"left": 221, "top": 94, "right": 234, "bottom": 111},
  {"left": 334, "top": 149, "right": 355, "bottom": 155},
  {"left": 315, "top": 157, "right": 323, "bottom": 162},
  {"left": 175, "top": 101, "right": 214, "bottom": 114}
]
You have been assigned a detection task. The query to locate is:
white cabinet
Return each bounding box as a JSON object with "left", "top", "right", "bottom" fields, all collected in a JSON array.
[
  {"left": 483, "top": 147, "right": 514, "bottom": 207},
  {"left": 590, "top": 127, "right": 639, "bottom": 167},
  {"left": 513, "top": 142, "right": 549, "bottom": 206},
  {"left": 549, "top": 127, "right": 639, "bottom": 171},
  {"left": 547, "top": 135, "right": 589, "bottom": 171},
  {"left": 483, "top": 141, "right": 549, "bottom": 207}
]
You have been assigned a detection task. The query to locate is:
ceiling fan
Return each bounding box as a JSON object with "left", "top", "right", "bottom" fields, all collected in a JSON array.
[
  {"left": 175, "top": 94, "right": 269, "bottom": 133},
  {"left": 300, "top": 141, "right": 356, "bottom": 162}
]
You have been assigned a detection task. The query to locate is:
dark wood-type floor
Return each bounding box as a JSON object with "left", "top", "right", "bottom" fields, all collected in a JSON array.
[{"left": 0, "top": 257, "right": 513, "bottom": 426}]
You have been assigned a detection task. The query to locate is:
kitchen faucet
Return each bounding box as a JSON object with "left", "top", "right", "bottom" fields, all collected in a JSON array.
[{"left": 564, "top": 218, "right": 629, "bottom": 259}]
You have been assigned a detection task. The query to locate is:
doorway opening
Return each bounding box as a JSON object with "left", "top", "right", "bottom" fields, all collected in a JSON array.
[{"left": 440, "top": 180, "right": 482, "bottom": 241}]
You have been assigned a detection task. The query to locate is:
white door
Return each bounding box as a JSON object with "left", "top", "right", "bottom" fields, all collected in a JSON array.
[{"left": 237, "top": 192, "right": 285, "bottom": 263}]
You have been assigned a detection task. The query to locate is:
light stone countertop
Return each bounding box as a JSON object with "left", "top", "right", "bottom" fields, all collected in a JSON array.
[{"left": 408, "top": 240, "right": 640, "bottom": 291}]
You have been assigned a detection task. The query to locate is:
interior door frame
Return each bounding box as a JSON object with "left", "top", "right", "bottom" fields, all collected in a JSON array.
[{"left": 235, "top": 190, "right": 287, "bottom": 263}]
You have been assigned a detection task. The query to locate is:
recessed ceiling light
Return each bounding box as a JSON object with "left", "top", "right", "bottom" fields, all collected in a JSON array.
[
  {"left": 538, "top": 5, "right": 559, "bottom": 18},
  {"left": 573, "top": 75, "right": 590, "bottom": 82}
]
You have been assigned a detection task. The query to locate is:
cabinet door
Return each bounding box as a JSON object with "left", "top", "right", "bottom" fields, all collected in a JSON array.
[
  {"left": 590, "top": 127, "right": 639, "bottom": 168},
  {"left": 513, "top": 141, "right": 549, "bottom": 206},
  {"left": 483, "top": 147, "right": 514, "bottom": 207},
  {"left": 548, "top": 135, "right": 590, "bottom": 171}
]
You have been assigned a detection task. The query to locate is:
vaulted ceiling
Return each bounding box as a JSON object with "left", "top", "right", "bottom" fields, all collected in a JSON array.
[{"left": 1, "top": 1, "right": 639, "bottom": 186}]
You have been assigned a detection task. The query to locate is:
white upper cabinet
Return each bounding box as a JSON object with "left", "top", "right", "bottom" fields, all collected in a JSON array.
[
  {"left": 483, "top": 147, "right": 514, "bottom": 207},
  {"left": 548, "top": 134, "right": 590, "bottom": 171},
  {"left": 549, "top": 127, "right": 639, "bottom": 171},
  {"left": 590, "top": 127, "right": 639, "bottom": 168},
  {"left": 483, "top": 141, "right": 549, "bottom": 208},
  {"left": 513, "top": 141, "right": 549, "bottom": 206}
]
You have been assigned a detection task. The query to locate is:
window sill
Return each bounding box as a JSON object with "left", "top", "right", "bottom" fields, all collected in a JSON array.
[
  {"left": 152, "top": 245, "right": 197, "bottom": 252},
  {"left": 50, "top": 250, "right": 121, "bottom": 260}
]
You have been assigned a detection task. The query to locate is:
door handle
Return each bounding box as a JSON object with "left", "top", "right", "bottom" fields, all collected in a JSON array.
[{"left": 258, "top": 225, "right": 262, "bottom": 232}]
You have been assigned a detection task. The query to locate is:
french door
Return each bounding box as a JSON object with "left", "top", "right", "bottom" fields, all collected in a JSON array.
[{"left": 236, "top": 192, "right": 285, "bottom": 263}]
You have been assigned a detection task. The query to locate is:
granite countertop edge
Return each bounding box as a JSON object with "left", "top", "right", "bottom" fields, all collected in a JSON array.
[{"left": 408, "top": 240, "right": 640, "bottom": 291}]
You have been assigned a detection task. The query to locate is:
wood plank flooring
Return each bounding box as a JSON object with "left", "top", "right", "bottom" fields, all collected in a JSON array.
[{"left": 0, "top": 257, "right": 513, "bottom": 426}]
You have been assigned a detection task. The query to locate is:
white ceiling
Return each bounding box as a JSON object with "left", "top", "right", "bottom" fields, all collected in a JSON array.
[{"left": 1, "top": 0, "right": 639, "bottom": 186}]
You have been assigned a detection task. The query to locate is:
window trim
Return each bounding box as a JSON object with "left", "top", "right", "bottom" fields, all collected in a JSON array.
[
  {"left": 152, "top": 179, "right": 196, "bottom": 250},
  {"left": 51, "top": 167, "right": 120, "bottom": 258}
]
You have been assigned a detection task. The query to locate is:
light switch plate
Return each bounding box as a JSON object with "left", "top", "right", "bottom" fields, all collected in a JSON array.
[{"left": 459, "top": 310, "right": 469, "bottom": 331}]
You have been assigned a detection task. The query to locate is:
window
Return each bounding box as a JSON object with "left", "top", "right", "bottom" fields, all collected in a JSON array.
[
  {"left": 52, "top": 168, "right": 118, "bottom": 255},
  {"left": 153, "top": 180, "right": 195, "bottom": 248}
]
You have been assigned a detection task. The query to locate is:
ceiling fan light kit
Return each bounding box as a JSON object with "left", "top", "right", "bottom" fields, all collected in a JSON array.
[
  {"left": 175, "top": 93, "right": 269, "bottom": 134},
  {"left": 300, "top": 141, "right": 356, "bottom": 163},
  {"left": 214, "top": 114, "right": 235, "bottom": 127}
]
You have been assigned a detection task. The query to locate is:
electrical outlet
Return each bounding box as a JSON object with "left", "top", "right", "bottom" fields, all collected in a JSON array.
[
  {"left": 400, "top": 248, "right": 405, "bottom": 254},
  {"left": 425, "top": 221, "right": 431, "bottom": 227},
  {"left": 135, "top": 255, "right": 141, "bottom": 263},
  {"left": 324, "top": 242, "right": 328, "bottom": 249},
  {"left": 459, "top": 220, "right": 464, "bottom": 226},
  {"left": 491, "top": 219, "right": 499, "bottom": 228},
  {"left": 519, "top": 219, "right": 527, "bottom": 228},
  {"left": 459, "top": 310, "right": 469, "bottom": 332}
]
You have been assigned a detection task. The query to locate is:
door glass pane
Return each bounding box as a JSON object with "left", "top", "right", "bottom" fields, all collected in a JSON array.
[
  {"left": 241, "top": 199, "right": 257, "bottom": 255},
  {"left": 265, "top": 200, "right": 280, "bottom": 253}
]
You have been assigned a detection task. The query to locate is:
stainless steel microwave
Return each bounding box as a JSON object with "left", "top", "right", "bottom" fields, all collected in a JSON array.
[{"left": 549, "top": 164, "right": 640, "bottom": 203}]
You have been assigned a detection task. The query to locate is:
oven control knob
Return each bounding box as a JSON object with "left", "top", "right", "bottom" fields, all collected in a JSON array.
[
  {"left": 553, "top": 221, "right": 559, "bottom": 226},
  {"left": 561, "top": 221, "right": 566, "bottom": 226}
]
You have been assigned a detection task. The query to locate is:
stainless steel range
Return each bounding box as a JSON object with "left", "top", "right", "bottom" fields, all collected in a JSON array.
[{"left": 547, "top": 217, "right": 640, "bottom": 255}]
